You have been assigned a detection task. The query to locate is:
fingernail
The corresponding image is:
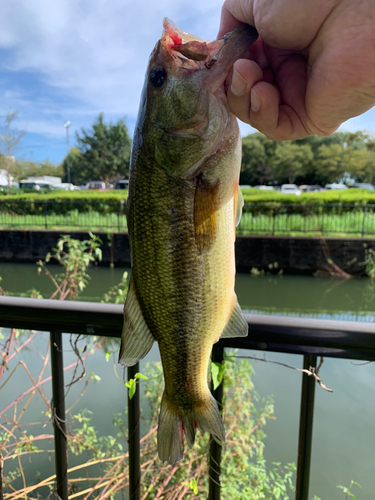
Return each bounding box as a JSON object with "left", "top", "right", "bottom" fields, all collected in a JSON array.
[
  {"left": 231, "top": 69, "right": 247, "bottom": 96},
  {"left": 251, "top": 88, "right": 261, "bottom": 112}
]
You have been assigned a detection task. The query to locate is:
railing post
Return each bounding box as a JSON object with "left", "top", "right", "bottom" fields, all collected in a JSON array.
[
  {"left": 128, "top": 363, "right": 141, "bottom": 500},
  {"left": 50, "top": 331, "right": 68, "bottom": 500},
  {"left": 362, "top": 206, "right": 367, "bottom": 237},
  {"left": 295, "top": 355, "right": 317, "bottom": 500},
  {"left": 44, "top": 201, "right": 48, "bottom": 230},
  {"left": 117, "top": 202, "right": 121, "bottom": 232},
  {"left": 208, "top": 344, "right": 224, "bottom": 500}
]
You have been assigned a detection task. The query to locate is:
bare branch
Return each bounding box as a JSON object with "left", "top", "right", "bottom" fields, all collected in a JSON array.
[{"left": 231, "top": 354, "right": 334, "bottom": 392}]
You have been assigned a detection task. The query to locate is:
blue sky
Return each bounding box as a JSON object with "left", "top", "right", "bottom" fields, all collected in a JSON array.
[{"left": 0, "top": 0, "right": 374, "bottom": 167}]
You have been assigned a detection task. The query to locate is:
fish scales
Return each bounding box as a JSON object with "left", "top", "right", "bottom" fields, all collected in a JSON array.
[{"left": 120, "top": 18, "right": 258, "bottom": 464}]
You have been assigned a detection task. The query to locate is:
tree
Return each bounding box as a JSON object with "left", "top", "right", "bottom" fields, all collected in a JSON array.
[
  {"left": 13, "top": 159, "right": 63, "bottom": 185},
  {"left": 74, "top": 113, "right": 131, "bottom": 185},
  {"left": 272, "top": 142, "right": 313, "bottom": 184},
  {"left": 61, "top": 147, "right": 86, "bottom": 185},
  {"left": 241, "top": 133, "right": 277, "bottom": 185},
  {"left": 0, "top": 111, "right": 26, "bottom": 193},
  {"left": 340, "top": 148, "right": 375, "bottom": 183}
]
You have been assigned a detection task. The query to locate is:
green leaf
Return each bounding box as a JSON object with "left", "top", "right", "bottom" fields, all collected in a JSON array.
[
  {"left": 211, "top": 361, "right": 225, "bottom": 390},
  {"left": 182, "top": 478, "right": 198, "bottom": 495},
  {"left": 89, "top": 372, "right": 101, "bottom": 382},
  {"left": 191, "top": 478, "right": 198, "bottom": 495},
  {"left": 134, "top": 373, "right": 149, "bottom": 381},
  {"left": 95, "top": 248, "right": 102, "bottom": 261},
  {"left": 125, "top": 378, "right": 136, "bottom": 399},
  {"left": 105, "top": 352, "right": 111, "bottom": 362}
]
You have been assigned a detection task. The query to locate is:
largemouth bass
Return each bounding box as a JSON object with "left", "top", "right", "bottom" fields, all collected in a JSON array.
[{"left": 119, "top": 18, "right": 258, "bottom": 464}]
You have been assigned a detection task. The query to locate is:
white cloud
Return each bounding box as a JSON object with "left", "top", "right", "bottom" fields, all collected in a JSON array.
[
  {"left": 0, "top": 0, "right": 222, "bottom": 124},
  {"left": 0, "top": 0, "right": 374, "bottom": 146}
]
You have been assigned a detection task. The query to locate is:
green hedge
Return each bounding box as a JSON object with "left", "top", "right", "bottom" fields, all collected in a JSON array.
[
  {"left": 241, "top": 187, "right": 375, "bottom": 205},
  {"left": 0, "top": 188, "right": 374, "bottom": 218},
  {"left": 0, "top": 190, "right": 127, "bottom": 202},
  {"left": 2, "top": 187, "right": 375, "bottom": 204}
]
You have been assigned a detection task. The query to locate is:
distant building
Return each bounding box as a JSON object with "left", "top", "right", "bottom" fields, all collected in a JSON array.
[{"left": 0, "top": 169, "right": 15, "bottom": 186}]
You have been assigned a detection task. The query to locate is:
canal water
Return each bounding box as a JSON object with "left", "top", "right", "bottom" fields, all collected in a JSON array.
[{"left": 1, "top": 262, "right": 375, "bottom": 499}]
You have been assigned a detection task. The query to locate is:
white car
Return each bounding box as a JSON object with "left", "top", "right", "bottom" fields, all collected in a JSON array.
[
  {"left": 325, "top": 183, "right": 348, "bottom": 190},
  {"left": 280, "top": 184, "right": 301, "bottom": 195},
  {"left": 254, "top": 185, "right": 274, "bottom": 191}
]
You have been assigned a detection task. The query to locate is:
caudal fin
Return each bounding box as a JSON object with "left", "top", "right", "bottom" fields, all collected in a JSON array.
[{"left": 157, "top": 391, "right": 225, "bottom": 464}]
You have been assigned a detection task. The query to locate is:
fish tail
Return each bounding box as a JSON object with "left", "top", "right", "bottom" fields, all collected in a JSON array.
[{"left": 157, "top": 391, "right": 225, "bottom": 464}]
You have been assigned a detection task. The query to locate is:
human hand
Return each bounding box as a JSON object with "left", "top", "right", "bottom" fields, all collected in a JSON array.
[{"left": 219, "top": 0, "right": 375, "bottom": 140}]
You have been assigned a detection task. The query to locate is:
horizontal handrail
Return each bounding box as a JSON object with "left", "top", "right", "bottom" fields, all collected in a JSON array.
[{"left": 0, "top": 296, "right": 374, "bottom": 359}]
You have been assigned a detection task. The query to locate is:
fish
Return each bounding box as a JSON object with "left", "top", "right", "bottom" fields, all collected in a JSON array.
[{"left": 119, "top": 18, "right": 258, "bottom": 464}]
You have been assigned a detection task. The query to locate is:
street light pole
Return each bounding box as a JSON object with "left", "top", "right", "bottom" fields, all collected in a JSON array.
[{"left": 64, "top": 121, "right": 71, "bottom": 184}]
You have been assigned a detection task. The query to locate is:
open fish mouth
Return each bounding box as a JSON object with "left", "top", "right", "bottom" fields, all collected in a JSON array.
[{"left": 163, "top": 17, "right": 258, "bottom": 92}]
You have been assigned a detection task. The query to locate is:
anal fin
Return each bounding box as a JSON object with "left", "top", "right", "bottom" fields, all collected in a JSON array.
[
  {"left": 118, "top": 275, "right": 155, "bottom": 367},
  {"left": 220, "top": 298, "right": 248, "bottom": 339}
]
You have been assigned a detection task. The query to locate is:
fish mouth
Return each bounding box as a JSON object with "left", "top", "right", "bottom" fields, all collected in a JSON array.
[{"left": 163, "top": 18, "right": 258, "bottom": 92}]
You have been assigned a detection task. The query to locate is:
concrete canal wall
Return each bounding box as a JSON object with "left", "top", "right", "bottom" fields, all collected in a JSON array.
[{"left": 0, "top": 229, "right": 374, "bottom": 275}]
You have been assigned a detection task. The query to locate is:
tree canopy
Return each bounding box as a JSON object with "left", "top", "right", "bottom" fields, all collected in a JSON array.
[
  {"left": 240, "top": 131, "right": 375, "bottom": 186},
  {"left": 62, "top": 113, "right": 131, "bottom": 186}
]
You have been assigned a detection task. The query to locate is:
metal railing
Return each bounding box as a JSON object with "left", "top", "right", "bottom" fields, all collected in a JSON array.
[
  {"left": 1, "top": 296, "right": 375, "bottom": 499},
  {"left": 238, "top": 203, "right": 375, "bottom": 237},
  {"left": 0, "top": 200, "right": 127, "bottom": 231},
  {"left": 1, "top": 200, "right": 375, "bottom": 236}
]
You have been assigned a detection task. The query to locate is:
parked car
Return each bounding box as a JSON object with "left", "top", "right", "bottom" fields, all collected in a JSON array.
[
  {"left": 348, "top": 183, "right": 375, "bottom": 190},
  {"left": 300, "top": 185, "right": 324, "bottom": 192},
  {"left": 19, "top": 180, "right": 57, "bottom": 192},
  {"left": 114, "top": 179, "right": 129, "bottom": 190},
  {"left": 254, "top": 185, "right": 274, "bottom": 191},
  {"left": 280, "top": 184, "right": 301, "bottom": 195},
  {"left": 86, "top": 181, "right": 106, "bottom": 190},
  {"left": 325, "top": 183, "right": 348, "bottom": 190}
]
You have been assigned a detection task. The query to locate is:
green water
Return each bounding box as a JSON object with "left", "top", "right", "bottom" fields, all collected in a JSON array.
[{"left": 1, "top": 263, "right": 375, "bottom": 499}]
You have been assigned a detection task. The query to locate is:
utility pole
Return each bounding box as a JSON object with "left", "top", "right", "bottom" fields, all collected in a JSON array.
[{"left": 64, "top": 121, "right": 71, "bottom": 184}]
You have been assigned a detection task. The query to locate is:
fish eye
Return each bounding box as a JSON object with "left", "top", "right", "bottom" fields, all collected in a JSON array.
[{"left": 149, "top": 67, "right": 167, "bottom": 88}]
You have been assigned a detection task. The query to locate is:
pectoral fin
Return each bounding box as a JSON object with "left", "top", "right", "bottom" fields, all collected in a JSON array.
[
  {"left": 234, "top": 185, "right": 244, "bottom": 228},
  {"left": 194, "top": 174, "right": 220, "bottom": 253},
  {"left": 220, "top": 298, "right": 248, "bottom": 339},
  {"left": 119, "top": 276, "right": 155, "bottom": 367}
]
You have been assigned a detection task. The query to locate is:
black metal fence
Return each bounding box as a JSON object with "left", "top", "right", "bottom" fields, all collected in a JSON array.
[
  {"left": 1, "top": 200, "right": 375, "bottom": 236},
  {"left": 0, "top": 200, "right": 127, "bottom": 231},
  {"left": 238, "top": 203, "right": 375, "bottom": 237},
  {"left": 1, "top": 296, "right": 374, "bottom": 500}
]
